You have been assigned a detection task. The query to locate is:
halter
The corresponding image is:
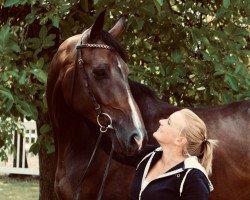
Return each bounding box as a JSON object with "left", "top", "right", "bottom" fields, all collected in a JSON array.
[{"left": 73, "top": 42, "right": 115, "bottom": 200}]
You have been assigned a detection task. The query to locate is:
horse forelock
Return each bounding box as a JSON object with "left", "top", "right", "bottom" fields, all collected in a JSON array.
[{"left": 99, "top": 30, "right": 127, "bottom": 62}]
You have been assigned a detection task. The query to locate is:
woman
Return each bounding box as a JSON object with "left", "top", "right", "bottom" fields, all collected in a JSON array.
[{"left": 130, "top": 108, "right": 218, "bottom": 200}]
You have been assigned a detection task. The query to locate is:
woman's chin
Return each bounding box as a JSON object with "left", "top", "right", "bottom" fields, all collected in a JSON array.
[{"left": 153, "top": 131, "right": 158, "bottom": 139}]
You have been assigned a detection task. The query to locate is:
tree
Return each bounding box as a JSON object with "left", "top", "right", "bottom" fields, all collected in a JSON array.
[{"left": 0, "top": 0, "right": 249, "bottom": 199}]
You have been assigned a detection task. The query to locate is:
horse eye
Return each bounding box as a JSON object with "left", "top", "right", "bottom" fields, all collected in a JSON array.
[{"left": 92, "top": 68, "right": 108, "bottom": 80}]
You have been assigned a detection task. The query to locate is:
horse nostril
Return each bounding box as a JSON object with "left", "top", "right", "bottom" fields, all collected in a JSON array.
[{"left": 129, "top": 133, "right": 142, "bottom": 150}]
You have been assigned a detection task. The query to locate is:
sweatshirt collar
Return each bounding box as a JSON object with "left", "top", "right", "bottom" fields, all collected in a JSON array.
[{"left": 153, "top": 147, "right": 214, "bottom": 191}]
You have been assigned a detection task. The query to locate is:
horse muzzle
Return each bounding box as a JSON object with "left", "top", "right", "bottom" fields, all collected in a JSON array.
[{"left": 111, "top": 126, "right": 148, "bottom": 156}]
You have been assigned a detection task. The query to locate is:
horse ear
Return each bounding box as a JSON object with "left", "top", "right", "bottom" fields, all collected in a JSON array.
[
  {"left": 109, "top": 15, "right": 126, "bottom": 38},
  {"left": 89, "top": 10, "right": 106, "bottom": 41}
]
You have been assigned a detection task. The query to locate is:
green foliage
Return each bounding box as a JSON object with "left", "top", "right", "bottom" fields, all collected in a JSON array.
[
  {"left": 0, "top": 117, "right": 22, "bottom": 161},
  {"left": 113, "top": 0, "right": 250, "bottom": 106},
  {"left": 0, "top": 0, "right": 249, "bottom": 159}
]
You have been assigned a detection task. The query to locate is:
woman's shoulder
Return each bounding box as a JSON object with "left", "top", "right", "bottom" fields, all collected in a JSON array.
[
  {"left": 187, "top": 168, "right": 209, "bottom": 181},
  {"left": 179, "top": 168, "right": 211, "bottom": 198},
  {"left": 183, "top": 168, "right": 210, "bottom": 191}
]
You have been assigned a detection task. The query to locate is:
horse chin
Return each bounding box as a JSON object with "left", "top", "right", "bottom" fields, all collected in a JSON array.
[
  {"left": 111, "top": 138, "right": 141, "bottom": 156},
  {"left": 114, "top": 147, "right": 140, "bottom": 157}
]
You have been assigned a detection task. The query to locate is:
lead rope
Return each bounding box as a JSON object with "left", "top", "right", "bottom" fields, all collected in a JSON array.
[
  {"left": 75, "top": 131, "right": 104, "bottom": 200},
  {"left": 97, "top": 144, "right": 114, "bottom": 200}
]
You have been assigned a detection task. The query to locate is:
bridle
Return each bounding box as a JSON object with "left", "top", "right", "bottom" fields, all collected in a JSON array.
[{"left": 71, "top": 42, "right": 116, "bottom": 200}]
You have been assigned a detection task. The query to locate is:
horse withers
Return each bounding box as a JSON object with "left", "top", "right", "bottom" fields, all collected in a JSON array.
[{"left": 46, "top": 11, "right": 147, "bottom": 199}]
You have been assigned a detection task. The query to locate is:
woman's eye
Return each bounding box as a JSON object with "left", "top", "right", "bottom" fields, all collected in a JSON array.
[{"left": 92, "top": 68, "right": 108, "bottom": 80}]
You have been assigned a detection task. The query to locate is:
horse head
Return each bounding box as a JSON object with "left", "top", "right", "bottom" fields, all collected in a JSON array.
[{"left": 59, "top": 10, "right": 147, "bottom": 156}]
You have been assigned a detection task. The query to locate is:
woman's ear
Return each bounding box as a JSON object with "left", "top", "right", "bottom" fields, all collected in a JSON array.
[{"left": 174, "top": 137, "right": 187, "bottom": 146}]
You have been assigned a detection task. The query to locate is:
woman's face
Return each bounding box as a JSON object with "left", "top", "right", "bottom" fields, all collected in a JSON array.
[{"left": 153, "top": 111, "right": 187, "bottom": 145}]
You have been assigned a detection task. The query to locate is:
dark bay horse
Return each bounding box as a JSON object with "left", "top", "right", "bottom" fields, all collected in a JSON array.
[{"left": 46, "top": 11, "right": 148, "bottom": 199}]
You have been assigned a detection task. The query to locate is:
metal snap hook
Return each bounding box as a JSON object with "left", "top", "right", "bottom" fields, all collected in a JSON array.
[
  {"left": 100, "top": 126, "right": 108, "bottom": 133},
  {"left": 97, "top": 113, "right": 113, "bottom": 133}
]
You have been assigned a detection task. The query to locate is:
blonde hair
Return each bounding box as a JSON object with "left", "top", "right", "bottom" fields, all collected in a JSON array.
[{"left": 179, "top": 108, "right": 218, "bottom": 175}]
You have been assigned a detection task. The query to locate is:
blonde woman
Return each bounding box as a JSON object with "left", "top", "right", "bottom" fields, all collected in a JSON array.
[{"left": 130, "top": 108, "right": 218, "bottom": 200}]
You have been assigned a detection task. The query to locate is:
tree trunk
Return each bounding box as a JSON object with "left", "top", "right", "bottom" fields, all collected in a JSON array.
[
  {"left": 39, "top": 147, "right": 57, "bottom": 200},
  {"left": 37, "top": 112, "right": 57, "bottom": 200}
]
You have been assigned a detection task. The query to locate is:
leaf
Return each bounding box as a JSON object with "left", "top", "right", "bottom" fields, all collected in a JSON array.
[
  {"left": 171, "top": 50, "right": 182, "bottom": 64},
  {"left": 30, "top": 68, "right": 47, "bottom": 83},
  {"left": 43, "top": 34, "right": 56, "bottom": 48},
  {"left": 29, "top": 142, "right": 40, "bottom": 155},
  {"left": 39, "top": 124, "right": 51, "bottom": 135},
  {"left": 0, "top": 87, "right": 14, "bottom": 111},
  {"left": 9, "top": 42, "right": 20, "bottom": 53},
  {"left": 27, "top": 37, "right": 42, "bottom": 49},
  {"left": 135, "top": 17, "right": 144, "bottom": 30},
  {"left": 18, "top": 71, "right": 27, "bottom": 85},
  {"left": 142, "top": 5, "right": 156, "bottom": 16},
  {"left": 216, "top": 7, "right": 228, "bottom": 18},
  {"left": 4, "top": 0, "right": 20, "bottom": 7},
  {"left": 222, "top": 92, "right": 232, "bottom": 104},
  {"left": 223, "top": 0, "right": 230, "bottom": 8},
  {"left": 2, "top": 72, "right": 8, "bottom": 82},
  {"left": 155, "top": 0, "right": 164, "bottom": 6},
  {"left": 225, "top": 74, "right": 238, "bottom": 91},
  {"left": 52, "top": 15, "right": 60, "bottom": 28},
  {"left": 93, "top": 0, "right": 99, "bottom": 5},
  {"left": 213, "top": 69, "right": 225, "bottom": 76},
  {"left": 235, "top": 65, "right": 245, "bottom": 74},
  {"left": 39, "top": 26, "right": 48, "bottom": 40},
  {"left": 0, "top": 87, "right": 13, "bottom": 101},
  {"left": 15, "top": 100, "right": 35, "bottom": 117},
  {"left": 154, "top": 0, "right": 163, "bottom": 12},
  {"left": 224, "top": 55, "right": 237, "bottom": 64},
  {"left": 201, "top": 51, "right": 211, "bottom": 61},
  {"left": 144, "top": 41, "right": 152, "bottom": 50},
  {"left": 0, "top": 25, "right": 10, "bottom": 43},
  {"left": 36, "top": 58, "right": 45, "bottom": 69},
  {"left": 45, "top": 142, "right": 55, "bottom": 154}
]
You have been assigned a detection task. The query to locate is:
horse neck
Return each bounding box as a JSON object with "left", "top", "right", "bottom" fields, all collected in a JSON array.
[{"left": 51, "top": 86, "right": 98, "bottom": 149}]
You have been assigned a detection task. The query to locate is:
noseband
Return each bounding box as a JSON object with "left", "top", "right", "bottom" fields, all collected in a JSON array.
[{"left": 72, "top": 42, "right": 115, "bottom": 200}]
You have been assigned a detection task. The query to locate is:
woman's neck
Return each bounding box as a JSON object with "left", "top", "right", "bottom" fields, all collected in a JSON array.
[{"left": 160, "top": 145, "right": 186, "bottom": 167}]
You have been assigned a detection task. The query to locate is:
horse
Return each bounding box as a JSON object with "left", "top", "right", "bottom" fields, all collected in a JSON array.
[{"left": 46, "top": 11, "right": 148, "bottom": 199}]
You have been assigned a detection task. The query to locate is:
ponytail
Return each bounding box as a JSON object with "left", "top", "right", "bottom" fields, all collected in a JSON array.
[
  {"left": 200, "top": 139, "right": 218, "bottom": 175},
  {"left": 179, "top": 109, "right": 218, "bottom": 176}
]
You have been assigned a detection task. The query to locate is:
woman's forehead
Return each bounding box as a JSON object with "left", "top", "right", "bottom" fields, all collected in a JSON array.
[{"left": 169, "top": 111, "right": 187, "bottom": 128}]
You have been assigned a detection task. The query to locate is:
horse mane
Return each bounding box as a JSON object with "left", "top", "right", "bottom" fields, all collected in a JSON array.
[{"left": 129, "top": 80, "right": 160, "bottom": 102}]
